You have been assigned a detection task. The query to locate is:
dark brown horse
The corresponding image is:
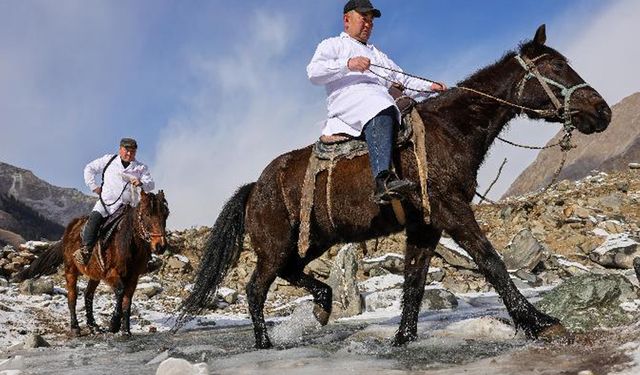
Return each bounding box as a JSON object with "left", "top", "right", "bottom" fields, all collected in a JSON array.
[
  {"left": 178, "top": 25, "right": 611, "bottom": 348},
  {"left": 15, "top": 190, "right": 169, "bottom": 336}
]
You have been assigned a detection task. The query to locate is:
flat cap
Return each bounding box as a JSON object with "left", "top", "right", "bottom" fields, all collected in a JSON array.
[{"left": 119, "top": 138, "right": 138, "bottom": 149}]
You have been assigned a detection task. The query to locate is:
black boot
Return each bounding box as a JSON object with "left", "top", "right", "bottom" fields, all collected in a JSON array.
[
  {"left": 74, "top": 211, "right": 104, "bottom": 266},
  {"left": 373, "top": 170, "right": 415, "bottom": 204}
]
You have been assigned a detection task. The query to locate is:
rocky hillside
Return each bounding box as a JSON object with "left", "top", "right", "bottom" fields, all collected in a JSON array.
[
  {"left": 504, "top": 92, "right": 640, "bottom": 198},
  {"left": 0, "top": 162, "right": 95, "bottom": 238}
]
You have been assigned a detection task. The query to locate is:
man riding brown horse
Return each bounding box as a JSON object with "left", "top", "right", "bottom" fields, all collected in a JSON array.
[
  {"left": 307, "top": 0, "right": 447, "bottom": 203},
  {"left": 74, "top": 137, "right": 155, "bottom": 265}
]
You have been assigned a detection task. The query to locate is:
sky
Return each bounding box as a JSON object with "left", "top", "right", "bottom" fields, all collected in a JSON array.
[{"left": 1, "top": 0, "right": 638, "bottom": 229}]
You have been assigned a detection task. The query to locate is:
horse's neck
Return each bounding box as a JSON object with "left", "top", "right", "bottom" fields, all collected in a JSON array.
[{"left": 432, "top": 57, "right": 522, "bottom": 170}]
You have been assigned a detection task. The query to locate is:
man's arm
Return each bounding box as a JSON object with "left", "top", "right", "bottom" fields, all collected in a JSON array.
[
  {"left": 307, "top": 39, "right": 352, "bottom": 85},
  {"left": 84, "top": 154, "right": 112, "bottom": 194},
  {"left": 134, "top": 164, "right": 155, "bottom": 192},
  {"left": 379, "top": 52, "right": 446, "bottom": 101}
]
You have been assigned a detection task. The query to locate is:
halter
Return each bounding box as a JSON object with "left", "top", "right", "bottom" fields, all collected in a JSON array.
[{"left": 514, "top": 53, "right": 591, "bottom": 135}]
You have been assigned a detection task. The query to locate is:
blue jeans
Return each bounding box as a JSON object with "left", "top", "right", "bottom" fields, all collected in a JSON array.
[{"left": 363, "top": 106, "right": 397, "bottom": 180}]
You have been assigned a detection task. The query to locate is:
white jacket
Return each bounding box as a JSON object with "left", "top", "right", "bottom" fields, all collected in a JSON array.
[
  {"left": 307, "top": 32, "right": 435, "bottom": 136},
  {"left": 84, "top": 154, "right": 155, "bottom": 217}
]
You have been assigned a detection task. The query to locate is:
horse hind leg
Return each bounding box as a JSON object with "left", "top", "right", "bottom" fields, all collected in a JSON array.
[
  {"left": 279, "top": 260, "right": 332, "bottom": 326},
  {"left": 393, "top": 223, "right": 441, "bottom": 346},
  {"left": 246, "top": 259, "right": 279, "bottom": 349},
  {"left": 85, "top": 279, "right": 103, "bottom": 334}
]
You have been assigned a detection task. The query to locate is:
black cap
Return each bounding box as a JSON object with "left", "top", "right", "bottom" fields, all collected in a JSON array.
[
  {"left": 344, "top": 0, "right": 381, "bottom": 18},
  {"left": 120, "top": 138, "right": 138, "bottom": 149}
]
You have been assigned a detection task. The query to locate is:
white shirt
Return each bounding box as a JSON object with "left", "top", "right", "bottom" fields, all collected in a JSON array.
[
  {"left": 307, "top": 32, "right": 435, "bottom": 136},
  {"left": 84, "top": 154, "right": 155, "bottom": 216}
]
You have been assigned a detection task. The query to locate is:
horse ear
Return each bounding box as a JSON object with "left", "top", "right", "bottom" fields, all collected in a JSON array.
[{"left": 534, "top": 24, "right": 547, "bottom": 45}]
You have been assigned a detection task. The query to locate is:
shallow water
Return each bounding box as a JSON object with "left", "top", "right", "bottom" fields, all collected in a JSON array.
[{"left": 4, "top": 291, "right": 639, "bottom": 374}]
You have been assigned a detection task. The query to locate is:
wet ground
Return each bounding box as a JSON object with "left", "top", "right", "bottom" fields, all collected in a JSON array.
[{"left": 5, "top": 291, "right": 639, "bottom": 374}]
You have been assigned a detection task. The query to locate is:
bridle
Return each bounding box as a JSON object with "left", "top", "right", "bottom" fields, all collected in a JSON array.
[
  {"left": 513, "top": 53, "right": 591, "bottom": 135},
  {"left": 136, "top": 201, "right": 166, "bottom": 245}
]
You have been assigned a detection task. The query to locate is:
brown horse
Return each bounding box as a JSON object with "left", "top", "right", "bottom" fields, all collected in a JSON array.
[
  {"left": 15, "top": 190, "right": 169, "bottom": 336},
  {"left": 177, "top": 25, "right": 612, "bottom": 348}
]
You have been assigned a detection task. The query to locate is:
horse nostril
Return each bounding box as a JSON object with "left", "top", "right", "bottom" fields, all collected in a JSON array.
[{"left": 597, "top": 103, "right": 611, "bottom": 119}]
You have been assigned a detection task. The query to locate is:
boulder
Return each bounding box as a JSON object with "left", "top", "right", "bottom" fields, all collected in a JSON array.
[
  {"left": 217, "top": 287, "right": 238, "bottom": 304},
  {"left": 361, "top": 253, "right": 404, "bottom": 275},
  {"left": 326, "top": 244, "right": 361, "bottom": 317},
  {"left": 155, "top": 358, "right": 208, "bottom": 375},
  {"left": 420, "top": 288, "right": 458, "bottom": 311},
  {"left": 136, "top": 282, "right": 163, "bottom": 298},
  {"left": 166, "top": 254, "right": 192, "bottom": 273},
  {"left": 22, "top": 333, "right": 50, "bottom": 349},
  {"left": 436, "top": 237, "right": 476, "bottom": 270},
  {"left": 362, "top": 289, "right": 402, "bottom": 312},
  {"left": 589, "top": 234, "right": 640, "bottom": 268},
  {"left": 536, "top": 273, "right": 640, "bottom": 332},
  {"left": 502, "top": 228, "right": 548, "bottom": 272},
  {"left": 19, "top": 279, "right": 54, "bottom": 295}
]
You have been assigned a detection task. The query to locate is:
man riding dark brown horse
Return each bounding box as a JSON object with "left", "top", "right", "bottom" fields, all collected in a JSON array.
[{"left": 178, "top": 23, "right": 611, "bottom": 349}]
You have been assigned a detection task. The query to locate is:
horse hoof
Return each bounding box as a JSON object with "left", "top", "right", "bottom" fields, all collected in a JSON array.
[
  {"left": 88, "top": 325, "right": 105, "bottom": 335},
  {"left": 538, "top": 323, "right": 574, "bottom": 344},
  {"left": 391, "top": 332, "right": 417, "bottom": 347},
  {"left": 313, "top": 304, "right": 330, "bottom": 326},
  {"left": 69, "top": 327, "right": 82, "bottom": 337}
]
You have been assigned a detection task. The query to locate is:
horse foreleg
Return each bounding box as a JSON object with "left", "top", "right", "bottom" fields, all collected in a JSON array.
[
  {"left": 446, "top": 205, "right": 568, "bottom": 341},
  {"left": 65, "top": 266, "right": 81, "bottom": 336},
  {"left": 119, "top": 278, "right": 138, "bottom": 337},
  {"left": 109, "top": 282, "right": 125, "bottom": 333},
  {"left": 85, "top": 279, "right": 102, "bottom": 334},
  {"left": 280, "top": 263, "right": 332, "bottom": 326},
  {"left": 393, "top": 223, "right": 440, "bottom": 346},
  {"left": 247, "top": 260, "right": 279, "bottom": 349}
]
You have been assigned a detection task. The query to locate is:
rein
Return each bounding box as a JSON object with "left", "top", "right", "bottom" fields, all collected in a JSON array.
[{"left": 370, "top": 53, "right": 588, "bottom": 200}]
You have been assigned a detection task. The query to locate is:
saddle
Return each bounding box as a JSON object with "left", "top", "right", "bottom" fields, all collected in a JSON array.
[
  {"left": 298, "top": 87, "right": 431, "bottom": 258},
  {"left": 92, "top": 205, "right": 130, "bottom": 269}
]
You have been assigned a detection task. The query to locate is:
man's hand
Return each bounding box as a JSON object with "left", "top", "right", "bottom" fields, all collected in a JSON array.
[
  {"left": 431, "top": 82, "right": 448, "bottom": 92},
  {"left": 347, "top": 56, "right": 371, "bottom": 72},
  {"left": 130, "top": 178, "right": 142, "bottom": 187},
  {"left": 93, "top": 187, "right": 102, "bottom": 195}
]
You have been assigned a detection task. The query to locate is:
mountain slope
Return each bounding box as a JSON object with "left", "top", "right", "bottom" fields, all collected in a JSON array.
[{"left": 504, "top": 92, "right": 640, "bottom": 197}]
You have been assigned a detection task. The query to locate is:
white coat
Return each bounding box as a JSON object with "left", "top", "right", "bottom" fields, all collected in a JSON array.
[
  {"left": 307, "top": 32, "right": 436, "bottom": 137},
  {"left": 84, "top": 154, "right": 155, "bottom": 217}
]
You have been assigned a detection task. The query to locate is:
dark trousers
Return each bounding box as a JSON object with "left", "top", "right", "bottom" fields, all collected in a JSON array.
[
  {"left": 363, "top": 106, "right": 397, "bottom": 179},
  {"left": 81, "top": 211, "right": 104, "bottom": 247}
]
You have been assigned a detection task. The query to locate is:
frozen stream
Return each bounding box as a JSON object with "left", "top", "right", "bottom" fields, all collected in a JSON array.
[{"left": 3, "top": 288, "right": 640, "bottom": 374}]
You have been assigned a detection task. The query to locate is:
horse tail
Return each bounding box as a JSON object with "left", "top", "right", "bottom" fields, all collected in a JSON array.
[
  {"left": 12, "top": 241, "right": 64, "bottom": 282},
  {"left": 174, "top": 182, "right": 255, "bottom": 329}
]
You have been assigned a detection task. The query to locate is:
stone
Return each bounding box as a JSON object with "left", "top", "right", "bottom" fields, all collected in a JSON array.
[
  {"left": 514, "top": 269, "right": 541, "bottom": 286},
  {"left": 589, "top": 234, "right": 640, "bottom": 269},
  {"left": 536, "top": 274, "right": 640, "bottom": 333},
  {"left": 597, "top": 193, "right": 624, "bottom": 211},
  {"left": 326, "top": 244, "right": 361, "bottom": 317},
  {"left": 136, "top": 282, "right": 163, "bottom": 298},
  {"left": 628, "top": 163, "right": 640, "bottom": 170},
  {"left": 634, "top": 257, "right": 640, "bottom": 283},
  {"left": 597, "top": 220, "right": 625, "bottom": 234},
  {"left": 217, "top": 287, "right": 238, "bottom": 304},
  {"left": 166, "top": 255, "right": 192, "bottom": 273},
  {"left": 19, "top": 279, "right": 54, "bottom": 295},
  {"left": 22, "top": 333, "right": 50, "bottom": 349},
  {"left": 0, "top": 277, "right": 8, "bottom": 287},
  {"left": 305, "top": 257, "right": 332, "bottom": 278},
  {"left": 361, "top": 253, "right": 404, "bottom": 275},
  {"left": 0, "top": 356, "right": 24, "bottom": 372},
  {"left": 436, "top": 237, "right": 476, "bottom": 270},
  {"left": 362, "top": 289, "right": 402, "bottom": 312},
  {"left": 420, "top": 288, "right": 458, "bottom": 311},
  {"left": 155, "top": 358, "right": 208, "bottom": 375},
  {"left": 573, "top": 206, "right": 591, "bottom": 219},
  {"left": 427, "top": 267, "right": 445, "bottom": 283},
  {"left": 502, "top": 228, "right": 548, "bottom": 272}
]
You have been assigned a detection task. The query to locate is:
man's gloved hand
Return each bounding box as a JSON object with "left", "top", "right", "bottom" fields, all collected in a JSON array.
[{"left": 431, "top": 82, "right": 448, "bottom": 92}]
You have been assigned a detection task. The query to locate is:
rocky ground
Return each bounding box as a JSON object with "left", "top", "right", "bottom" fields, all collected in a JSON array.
[{"left": 1, "top": 166, "right": 640, "bottom": 374}]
